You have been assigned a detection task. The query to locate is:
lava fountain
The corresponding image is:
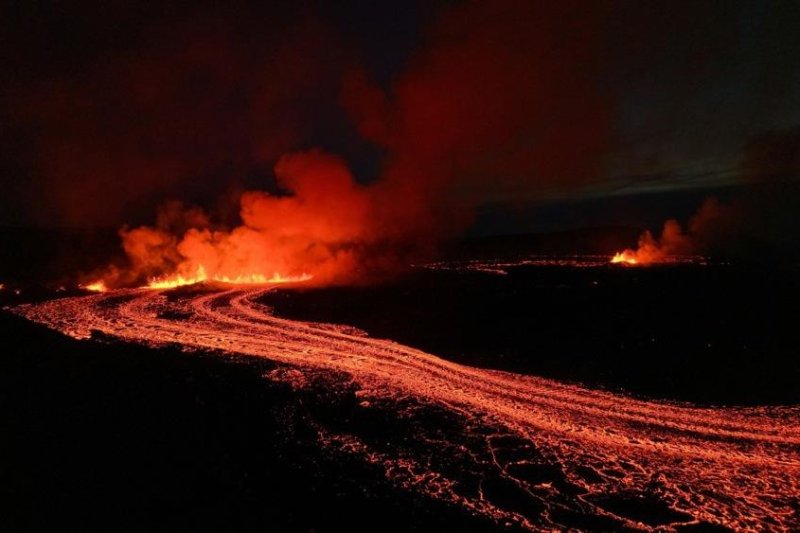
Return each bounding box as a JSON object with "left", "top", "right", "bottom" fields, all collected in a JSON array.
[
  {"left": 145, "top": 264, "right": 312, "bottom": 289},
  {"left": 610, "top": 250, "right": 640, "bottom": 265},
  {"left": 81, "top": 281, "right": 108, "bottom": 292},
  {"left": 11, "top": 287, "right": 800, "bottom": 531}
]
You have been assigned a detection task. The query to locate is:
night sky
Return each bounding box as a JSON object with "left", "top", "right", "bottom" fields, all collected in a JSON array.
[{"left": 1, "top": 0, "right": 799, "bottom": 236}]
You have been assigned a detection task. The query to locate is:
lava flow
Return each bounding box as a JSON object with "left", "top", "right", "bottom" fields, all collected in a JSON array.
[{"left": 12, "top": 288, "right": 800, "bottom": 531}]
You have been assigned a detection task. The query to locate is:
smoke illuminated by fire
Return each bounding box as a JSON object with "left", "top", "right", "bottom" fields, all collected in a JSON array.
[
  {"left": 610, "top": 219, "right": 691, "bottom": 266},
  {"left": 96, "top": 151, "right": 380, "bottom": 288}
]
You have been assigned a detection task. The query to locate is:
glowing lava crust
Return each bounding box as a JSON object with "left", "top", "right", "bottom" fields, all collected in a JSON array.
[{"left": 13, "top": 287, "right": 800, "bottom": 531}]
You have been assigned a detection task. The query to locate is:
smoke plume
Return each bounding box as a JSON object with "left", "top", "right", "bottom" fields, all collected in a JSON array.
[{"left": 89, "top": 1, "right": 612, "bottom": 286}]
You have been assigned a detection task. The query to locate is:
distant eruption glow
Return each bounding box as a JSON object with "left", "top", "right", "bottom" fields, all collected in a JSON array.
[{"left": 610, "top": 219, "right": 693, "bottom": 266}]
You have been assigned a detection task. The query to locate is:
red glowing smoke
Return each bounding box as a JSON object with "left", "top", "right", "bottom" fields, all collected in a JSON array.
[{"left": 87, "top": 1, "right": 612, "bottom": 287}]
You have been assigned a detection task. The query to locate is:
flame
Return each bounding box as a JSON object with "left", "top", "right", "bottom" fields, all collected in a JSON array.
[
  {"left": 82, "top": 280, "right": 108, "bottom": 292},
  {"left": 145, "top": 265, "right": 311, "bottom": 289},
  {"left": 610, "top": 250, "right": 639, "bottom": 265}
]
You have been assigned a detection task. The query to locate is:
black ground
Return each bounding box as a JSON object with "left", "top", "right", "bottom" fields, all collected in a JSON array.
[{"left": 263, "top": 263, "right": 800, "bottom": 406}]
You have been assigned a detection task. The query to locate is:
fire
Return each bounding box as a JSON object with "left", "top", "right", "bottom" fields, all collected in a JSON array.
[
  {"left": 146, "top": 265, "right": 311, "bottom": 289},
  {"left": 610, "top": 250, "right": 638, "bottom": 265},
  {"left": 82, "top": 281, "right": 108, "bottom": 292}
]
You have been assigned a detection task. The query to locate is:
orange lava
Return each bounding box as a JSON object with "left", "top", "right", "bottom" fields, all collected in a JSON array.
[
  {"left": 145, "top": 265, "right": 311, "bottom": 289},
  {"left": 610, "top": 250, "right": 639, "bottom": 265},
  {"left": 81, "top": 280, "right": 108, "bottom": 292},
  {"left": 13, "top": 289, "right": 800, "bottom": 531}
]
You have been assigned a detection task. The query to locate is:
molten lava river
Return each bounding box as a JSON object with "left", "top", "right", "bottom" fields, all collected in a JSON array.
[{"left": 13, "top": 286, "right": 800, "bottom": 531}]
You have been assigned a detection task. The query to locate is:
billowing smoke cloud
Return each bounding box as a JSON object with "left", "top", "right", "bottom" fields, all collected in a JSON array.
[{"left": 89, "top": 0, "right": 612, "bottom": 286}]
